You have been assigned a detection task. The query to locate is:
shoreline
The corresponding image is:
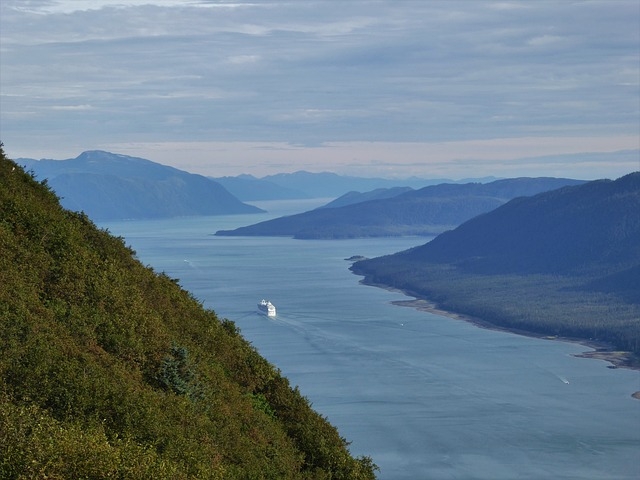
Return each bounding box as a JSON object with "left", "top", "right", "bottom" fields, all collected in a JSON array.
[{"left": 360, "top": 279, "right": 640, "bottom": 399}]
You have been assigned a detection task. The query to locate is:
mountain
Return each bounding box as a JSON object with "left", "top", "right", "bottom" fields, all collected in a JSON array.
[
  {"left": 0, "top": 146, "right": 376, "bottom": 478},
  {"left": 216, "top": 177, "right": 586, "bottom": 239},
  {"left": 318, "top": 187, "right": 414, "bottom": 209},
  {"left": 261, "top": 171, "right": 456, "bottom": 198},
  {"left": 212, "top": 171, "right": 503, "bottom": 202},
  {"left": 211, "top": 171, "right": 447, "bottom": 201},
  {"left": 400, "top": 173, "right": 640, "bottom": 274},
  {"left": 262, "top": 171, "right": 496, "bottom": 198},
  {"left": 351, "top": 172, "right": 640, "bottom": 357},
  {"left": 211, "top": 174, "right": 310, "bottom": 201},
  {"left": 18, "top": 151, "right": 263, "bottom": 220}
]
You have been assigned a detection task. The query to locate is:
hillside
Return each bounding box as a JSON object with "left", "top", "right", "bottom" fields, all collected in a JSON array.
[
  {"left": 19, "top": 151, "right": 262, "bottom": 220},
  {"left": 216, "top": 177, "right": 585, "bottom": 239},
  {"left": 0, "top": 146, "right": 376, "bottom": 479},
  {"left": 352, "top": 173, "right": 640, "bottom": 358}
]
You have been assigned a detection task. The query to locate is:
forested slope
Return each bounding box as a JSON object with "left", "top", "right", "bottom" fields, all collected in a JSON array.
[
  {"left": 0, "top": 146, "right": 376, "bottom": 479},
  {"left": 352, "top": 173, "right": 640, "bottom": 357}
]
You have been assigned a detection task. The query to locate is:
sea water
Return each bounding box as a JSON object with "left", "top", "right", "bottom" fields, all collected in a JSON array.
[{"left": 101, "top": 199, "right": 640, "bottom": 480}]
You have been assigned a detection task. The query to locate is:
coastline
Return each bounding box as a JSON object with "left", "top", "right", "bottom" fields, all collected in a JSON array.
[{"left": 360, "top": 279, "right": 640, "bottom": 399}]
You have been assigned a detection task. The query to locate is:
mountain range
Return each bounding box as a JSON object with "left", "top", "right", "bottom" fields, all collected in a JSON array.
[
  {"left": 216, "top": 177, "right": 586, "bottom": 239},
  {"left": 213, "top": 171, "right": 502, "bottom": 201},
  {"left": 18, "top": 150, "right": 502, "bottom": 220}
]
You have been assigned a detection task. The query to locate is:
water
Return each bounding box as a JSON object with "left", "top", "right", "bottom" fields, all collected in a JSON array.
[{"left": 101, "top": 200, "right": 640, "bottom": 480}]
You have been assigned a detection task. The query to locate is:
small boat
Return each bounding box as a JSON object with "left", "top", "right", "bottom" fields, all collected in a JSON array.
[{"left": 258, "top": 299, "right": 276, "bottom": 317}]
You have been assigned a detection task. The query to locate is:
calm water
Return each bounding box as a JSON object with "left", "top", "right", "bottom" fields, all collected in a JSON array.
[{"left": 102, "top": 200, "right": 639, "bottom": 480}]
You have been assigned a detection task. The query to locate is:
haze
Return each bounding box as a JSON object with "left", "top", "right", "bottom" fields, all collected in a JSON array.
[{"left": 1, "top": 0, "right": 638, "bottom": 179}]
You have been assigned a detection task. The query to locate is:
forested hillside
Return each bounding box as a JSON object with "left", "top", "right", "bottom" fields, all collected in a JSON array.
[
  {"left": 216, "top": 177, "right": 585, "bottom": 239},
  {"left": 352, "top": 173, "right": 640, "bottom": 357},
  {"left": 0, "top": 146, "right": 376, "bottom": 479}
]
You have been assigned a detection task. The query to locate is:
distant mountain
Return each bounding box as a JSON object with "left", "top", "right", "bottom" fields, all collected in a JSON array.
[
  {"left": 216, "top": 177, "right": 585, "bottom": 239},
  {"left": 261, "top": 171, "right": 457, "bottom": 198},
  {"left": 211, "top": 171, "right": 502, "bottom": 201},
  {"left": 319, "top": 187, "right": 414, "bottom": 209},
  {"left": 351, "top": 172, "right": 640, "bottom": 356},
  {"left": 396, "top": 172, "right": 640, "bottom": 275},
  {"left": 263, "top": 171, "right": 428, "bottom": 198},
  {"left": 19, "top": 151, "right": 262, "bottom": 220},
  {"left": 211, "top": 174, "right": 309, "bottom": 200}
]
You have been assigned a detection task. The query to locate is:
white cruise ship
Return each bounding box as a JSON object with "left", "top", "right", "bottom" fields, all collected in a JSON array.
[{"left": 258, "top": 299, "right": 276, "bottom": 317}]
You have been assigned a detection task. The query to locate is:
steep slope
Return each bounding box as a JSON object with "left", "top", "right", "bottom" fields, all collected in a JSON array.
[
  {"left": 216, "top": 177, "right": 585, "bottom": 239},
  {"left": 0, "top": 147, "right": 376, "bottom": 479},
  {"left": 19, "top": 151, "right": 263, "bottom": 220},
  {"left": 352, "top": 173, "right": 640, "bottom": 356}
]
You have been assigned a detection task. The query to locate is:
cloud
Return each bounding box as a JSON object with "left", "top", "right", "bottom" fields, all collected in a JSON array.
[
  {"left": 1, "top": 0, "right": 638, "bottom": 178},
  {"left": 49, "top": 104, "right": 94, "bottom": 110},
  {"left": 89, "top": 136, "right": 639, "bottom": 180}
]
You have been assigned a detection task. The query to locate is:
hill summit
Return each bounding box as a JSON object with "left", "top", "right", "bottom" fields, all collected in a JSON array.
[{"left": 0, "top": 145, "right": 376, "bottom": 479}]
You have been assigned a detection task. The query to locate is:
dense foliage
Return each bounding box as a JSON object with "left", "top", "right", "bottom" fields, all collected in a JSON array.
[
  {"left": 352, "top": 173, "right": 640, "bottom": 357},
  {"left": 0, "top": 146, "right": 377, "bottom": 479}
]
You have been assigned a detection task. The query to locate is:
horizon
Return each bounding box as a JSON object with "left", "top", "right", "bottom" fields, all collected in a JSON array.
[
  {"left": 1, "top": 1, "right": 639, "bottom": 179},
  {"left": 13, "top": 147, "right": 640, "bottom": 182}
]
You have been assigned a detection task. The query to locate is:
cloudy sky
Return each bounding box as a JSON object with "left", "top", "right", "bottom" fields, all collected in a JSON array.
[{"left": 1, "top": 0, "right": 638, "bottom": 179}]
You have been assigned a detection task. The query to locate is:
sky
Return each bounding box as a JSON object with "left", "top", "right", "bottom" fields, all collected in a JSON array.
[{"left": 1, "top": 0, "right": 639, "bottom": 179}]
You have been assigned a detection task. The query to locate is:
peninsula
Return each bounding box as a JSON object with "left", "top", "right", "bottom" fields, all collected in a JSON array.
[{"left": 351, "top": 173, "right": 640, "bottom": 375}]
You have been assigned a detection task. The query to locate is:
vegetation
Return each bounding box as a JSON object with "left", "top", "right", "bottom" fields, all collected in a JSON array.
[
  {"left": 0, "top": 145, "right": 377, "bottom": 479},
  {"left": 352, "top": 173, "right": 640, "bottom": 358}
]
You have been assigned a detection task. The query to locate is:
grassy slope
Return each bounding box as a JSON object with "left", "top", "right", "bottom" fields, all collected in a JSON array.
[{"left": 0, "top": 147, "right": 376, "bottom": 479}]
